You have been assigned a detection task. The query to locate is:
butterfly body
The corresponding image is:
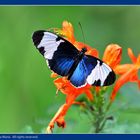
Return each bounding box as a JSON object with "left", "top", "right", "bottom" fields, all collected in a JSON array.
[
  {"left": 32, "top": 30, "right": 116, "bottom": 88},
  {"left": 67, "top": 47, "right": 87, "bottom": 80}
]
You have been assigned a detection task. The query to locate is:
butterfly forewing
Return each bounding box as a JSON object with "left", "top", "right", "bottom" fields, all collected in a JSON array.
[{"left": 32, "top": 30, "right": 79, "bottom": 76}]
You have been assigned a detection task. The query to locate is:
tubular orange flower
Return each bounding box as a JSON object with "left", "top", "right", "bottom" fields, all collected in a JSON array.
[
  {"left": 46, "top": 77, "right": 93, "bottom": 133},
  {"left": 102, "top": 44, "right": 122, "bottom": 69},
  {"left": 110, "top": 48, "right": 140, "bottom": 101},
  {"left": 61, "top": 21, "right": 76, "bottom": 44}
]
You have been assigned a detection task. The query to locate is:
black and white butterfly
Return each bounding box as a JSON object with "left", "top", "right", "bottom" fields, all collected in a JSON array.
[{"left": 32, "top": 30, "right": 116, "bottom": 88}]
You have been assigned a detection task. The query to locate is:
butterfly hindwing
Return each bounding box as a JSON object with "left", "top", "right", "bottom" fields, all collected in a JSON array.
[
  {"left": 69, "top": 55, "right": 116, "bottom": 87},
  {"left": 85, "top": 55, "right": 116, "bottom": 86},
  {"left": 69, "top": 58, "right": 88, "bottom": 87},
  {"left": 32, "top": 30, "right": 79, "bottom": 76}
]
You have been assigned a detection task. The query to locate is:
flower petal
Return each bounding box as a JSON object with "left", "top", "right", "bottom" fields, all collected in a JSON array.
[
  {"left": 54, "top": 77, "right": 92, "bottom": 95},
  {"left": 136, "top": 54, "right": 140, "bottom": 68},
  {"left": 110, "top": 65, "right": 138, "bottom": 101},
  {"left": 103, "top": 44, "right": 122, "bottom": 69},
  {"left": 62, "top": 21, "right": 76, "bottom": 43},
  {"left": 128, "top": 48, "right": 137, "bottom": 63},
  {"left": 54, "top": 77, "right": 75, "bottom": 95},
  {"left": 51, "top": 72, "right": 58, "bottom": 78},
  {"left": 46, "top": 92, "right": 79, "bottom": 133},
  {"left": 56, "top": 116, "right": 66, "bottom": 128},
  {"left": 114, "top": 64, "right": 133, "bottom": 75}
]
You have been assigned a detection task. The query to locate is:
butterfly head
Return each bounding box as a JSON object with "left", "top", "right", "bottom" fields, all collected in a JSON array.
[{"left": 81, "top": 47, "right": 87, "bottom": 53}]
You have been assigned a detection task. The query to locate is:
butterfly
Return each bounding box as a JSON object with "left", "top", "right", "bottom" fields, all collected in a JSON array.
[{"left": 32, "top": 30, "right": 116, "bottom": 88}]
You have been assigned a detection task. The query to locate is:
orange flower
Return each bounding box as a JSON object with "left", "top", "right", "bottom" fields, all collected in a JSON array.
[
  {"left": 102, "top": 44, "right": 122, "bottom": 69},
  {"left": 110, "top": 48, "right": 140, "bottom": 101},
  {"left": 61, "top": 21, "right": 76, "bottom": 44},
  {"left": 46, "top": 78, "right": 93, "bottom": 133}
]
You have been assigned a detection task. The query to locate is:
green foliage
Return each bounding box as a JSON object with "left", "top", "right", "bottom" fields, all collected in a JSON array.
[{"left": 0, "top": 6, "right": 140, "bottom": 133}]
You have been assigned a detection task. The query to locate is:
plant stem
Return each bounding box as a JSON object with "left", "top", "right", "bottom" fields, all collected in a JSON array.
[
  {"left": 93, "top": 91, "right": 108, "bottom": 133},
  {"left": 87, "top": 89, "right": 113, "bottom": 133},
  {"left": 94, "top": 108, "right": 104, "bottom": 133}
]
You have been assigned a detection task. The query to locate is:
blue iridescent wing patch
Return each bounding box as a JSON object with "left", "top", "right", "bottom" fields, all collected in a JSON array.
[{"left": 69, "top": 58, "right": 88, "bottom": 87}]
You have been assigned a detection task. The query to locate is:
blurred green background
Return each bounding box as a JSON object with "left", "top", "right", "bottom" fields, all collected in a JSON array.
[{"left": 0, "top": 6, "right": 140, "bottom": 133}]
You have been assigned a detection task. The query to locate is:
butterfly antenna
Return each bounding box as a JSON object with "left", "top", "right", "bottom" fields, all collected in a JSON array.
[{"left": 78, "top": 22, "right": 86, "bottom": 45}]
